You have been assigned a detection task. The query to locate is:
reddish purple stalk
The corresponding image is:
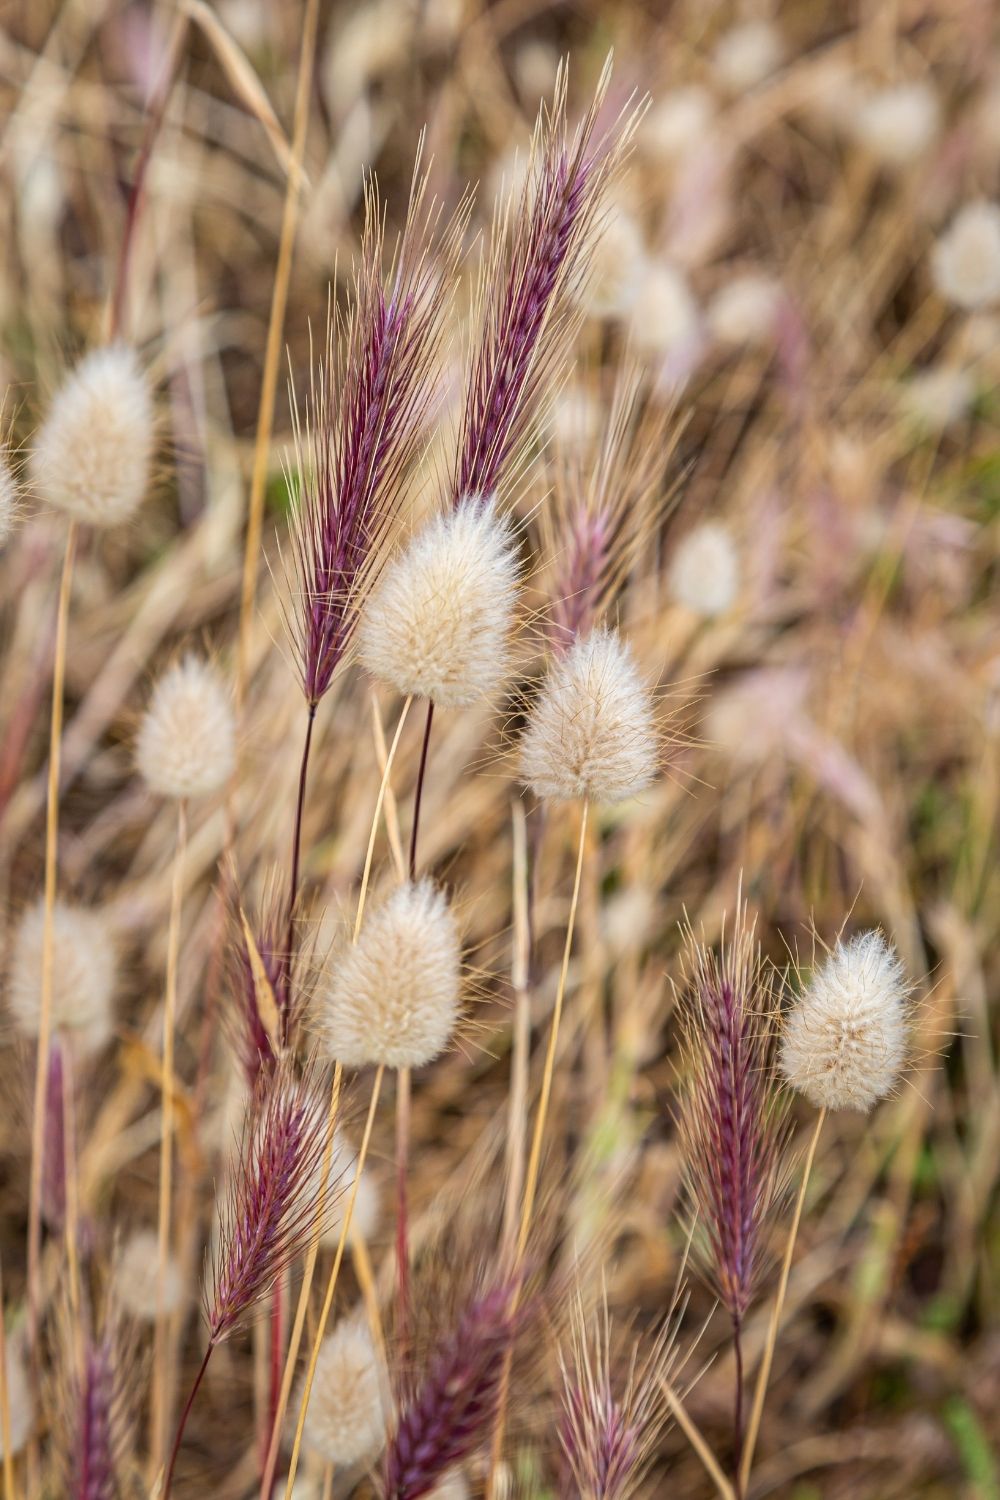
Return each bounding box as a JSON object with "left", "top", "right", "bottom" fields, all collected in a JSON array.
[
  {"left": 383, "top": 1279, "right": 524, "bottom": 1499},
  {"left": 549, "top": 504, "right": 613, "bottom": 651},
  {"left": 41, "top": 1038, "right": 66, "bottom": 1232}
]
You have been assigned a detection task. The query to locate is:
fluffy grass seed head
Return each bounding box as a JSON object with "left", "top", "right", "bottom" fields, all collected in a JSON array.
[
  {"left": 7, "top": 898, "right": 116, "bottom": 1057},
  {"left": 708, "top": 273, "right": 783, "bottom": 346},
  {"left": 780, "top": 930, "right": 911, "bottom": 1113},
  {"left": 0, "top": 446, "right": 18, "bottom": 546},
  {"left": 932, "top": 201, "right": 1000, "bottom": 310},
  {"left": 30, "top": 345, "right": 153, "bottom": 527},
  {"left": 627, "top": 261, "right": 700, "bottom": 360},
  {"left": 0, "top": 1339, "right": 33, "bottom": 1459},
  {"left": 713, "top": 21, "right": 784, "bottom": 93},
  {"left": 641, "top": 85, "right": 714, "bottom": 164},
  {"left": 520, "top": 628, "right": 658, "bottom": 805},
  {"left": 358, "top": 498, "right": 520, "bottom": 708},
  {"left": 319, "top": 880, "right": 461, "bottom": 1070},
  {"left": 137, "top": 654, "right": 235, "bottom": 800},
  {"left": 116, "top": 1228, "right": 185, "bottom": 1321},
  {"left": 668, "top": 520, "right": 740, "bottom": 617},
  {"left": 851, "top": 80, "right": 940, "bottom": 166},
  {"left": 298, "top": 1319, "right": 387, "bottom": 1467}
]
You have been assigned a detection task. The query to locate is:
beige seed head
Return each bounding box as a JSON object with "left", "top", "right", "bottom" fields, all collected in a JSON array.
[
  {"left": 137, "top": 655, "right": 235, "bottom": 799},
  {"left": 359, "top": 499, "right": 520, "bottom": 708},
  {"left": 0, "top": 447, "right": 18, "bottom": 546},
  {"left": 708, "top": 274, "right": 782, "bottom": 347},
  {"left": 0, "top": 1339, "right": 33, "bottom": 1460},
  {"left": 668, "top": 520, "right": 740, "bottom": 617},
  {"left": 851, "top": 81, "right": 940, "bottom": 166},
  {"left": 298, "top": 1320, "right": 387, "bottom": 1467},
  {"left": 320, "top": 881, "right": 461, "bottom": 1070},
  {"left": 116, "top": 1228, "right": 186, "bottom": 1321},
  {"left": 780, "top": 930, "right": 910, "bottom": 1113},
  {"left": 576, "top": 203, "right": 645, "bottom": 320},
  {"left": 6, "top": 898, "right": 116, "bottom": 1057},
  {"left": 520, "top": 628, "right": 658, "bottom": 805},
  {"left": 641, "top": 85, "right": 714, "bottom": 164},
  {"left": 628, "top": 261, "right": 700, "bottom": 359},
  {"left": 713, "top": 21, "right": 784, "bottom": 93},
  {"left": 30, "top": 345, "right": 153, "bottom": 526},
  {"left": 932, "top": 202, "right": 1000, "bottom": 310}
]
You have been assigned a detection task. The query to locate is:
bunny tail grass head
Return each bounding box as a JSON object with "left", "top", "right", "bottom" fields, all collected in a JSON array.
[
  {"left": 297, "top": 1319, "right": 388, "bottom": 1467},
  {"left": 30, "top": 345, "right": 153, "bottom": 527},
  {"left": 319, "top": 880, "right": 461, "bottom": 1070},
  {"left": 116, "top": 1228, "right": 185, "bottom": 1322},
  {"left": 359, "top": 497, "right": 520, "bottom": 708},
  {"left": 0, "top": 1336, "right": 33, "bottom": 1460},
  {"left": 780, "top": 930, "right": 911, "bottom": 1113},
  {"left": 136, "top": 653, "right": 235, "bottom": 800},
  {"left": 932, "top": 201, "right": 1000, "bottom": 310},
  {"left": 520, "top": 628, "right": 658, "bottom": 804},
  {"left": 7, "top": 898, "right": 116, "bottom": 1058},
  {"left": 668, "top": 520, "right": 740, "bottom": 617},
  {"left": 0, "top": 443, "right": 19, "bottom": 545},
  {"left": 288, "top": 164, "right": 465, "bottom": 710},
  {"left": 675, "top": 906, "right": 786, "bottom": 1325}
]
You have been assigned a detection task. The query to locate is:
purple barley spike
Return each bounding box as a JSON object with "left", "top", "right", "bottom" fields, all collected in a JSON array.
[
  {"left": 286, "top": 157, "right": 468, "bottom": 710},
  {"left": 208, "top": 1065, "right": 341, "bottom": 1343},
  {"left": 73, "top": 1332, "right": 117, "bottom": 1500},
  {"left": 674, "top": 903, "right": 787, "bottom": 1477},
  {"left": 548, "top": 504, "right": 613, "bottom": 652},
  {"left": 557, "top": 1295, "right": 675, "bottom": 1500},
  {"left": 455, "top": 59, "right": 642, "bottom": 507},
  {"left": 383, "top": 1279, "right": 524, "bottom": 1500}
]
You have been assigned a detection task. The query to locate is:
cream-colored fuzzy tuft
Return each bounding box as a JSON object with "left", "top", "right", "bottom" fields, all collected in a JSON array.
[
  {"left": 30, "top": 345, "right": 153, "bottom": 527},
  {"left": 359, "top": 499, "right": 520, "bottom": 708},
  {"left": 932, "top": 202, "right": 1000, "bottom": 310},
  {"left": 520, "top": 628, "right": 658, "bottom": 804},
  {"left": 430, "top": 1475, "right": 470, "bottom": 1500},
  {"left": 713, "top": 21, "right": 784, "bottom": 93},
  {"left": 320, "top": 881, "right": 461, "bottom": 1069},
  {"left": 137, "top": 655, "right": 235, "bottom": 800},
  {"left": 850, "top": 81, "right": 940, "bottom": 166},
  {"left": 628, "top": 261, "right": 700, "bottom": 359},
  {"left": 0, "top": 448, "right": 18, "bottom": 546},
  {"left": 116, "top": 1228, "right": 186, "bottom": 1321},
  {"left": 297, "top": 1319, "right": 387, "bottom": 1467},
  {"left": 0, "top": 1339, "right": 33, "bottom": 1459},
  {"left": 6, "top": 898, "right": 116, "bottom": 1057},
  {"left": 708, "top": 274, "right": 782, "bottom": 346},
  {"left": 900, "top": 366, "right": 975, "bottom": 432},
  {"left": 669, "top": 521, "right": 740, "bottom": 617},
  {"left": 576, "top": 204, "right": 645, "bottom": 319},
  {"left": 299, "top": 1125, "right": 381, "bottom": 1247},
  {"left": 642, "top": 86, "right": 714, "bottom": 164},
  {"left": 780, "top": 931, "right": 910, "bottom": 1113}
]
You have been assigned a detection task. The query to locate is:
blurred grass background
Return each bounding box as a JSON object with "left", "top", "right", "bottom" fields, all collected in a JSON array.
[{"left": 1, "top": 1, "right": 999, "bottom": 1496}]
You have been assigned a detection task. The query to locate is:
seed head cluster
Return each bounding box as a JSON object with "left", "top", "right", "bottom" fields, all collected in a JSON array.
[
  {"left": 137, "top": 655, "right": 235, "bottom": 800},
  {"left": 359, "top": 499, "right": 520, "bottom": 708},
  {"left": 520, "top": 628, "right": 657, "bottom": 805},
  {"left": 30, "top": 345, "right": 153, "bottom": 527},
  {"left": 668, "top": 520, "right": 740, "bottom": 617},
  {"left": 7, "top": 898, "right": 116, "bottom": 1058},
  {"left": 780, "top": 930, "right": 910, "bottom": 1113},
  {"left": 298, "top": 1320, "right": 387, "bottom": 1467},
  {"left": 320, "top": 881, "right": 461, "bottom": 1070},
  {"left": 932, "top": 201, "right": 1000, "bottom": 310}
]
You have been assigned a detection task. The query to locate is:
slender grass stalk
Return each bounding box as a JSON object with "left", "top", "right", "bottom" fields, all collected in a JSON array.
[
  {"left": 503, "top": 799, "right": 531, "bottom": 1260},
  {"left": 282, "top": 1063, "right": 386, "bottom": 1500},
  {"left": 150, "top": 799, "right": 189, "bottom": 1478},
  {"left": 487, "top": 798, "right": 590, "bottom": 1496},
  {"left": 259, "top": 703, "right": 410, "bottom": 1497},
  {"left": 235, "top": 0, "right": 321, "bottom": 710},
  {"left": 161, "top": 1342, "right": 213, "bottom": 1500},
  {"left": 59, "top": 1040, "right": 81, "bottom": 1332},
  {"left": 0, "top": 1249, "right": 16, "bottom": 1500},
  {"left": 408, "top": 701, "right": 434, "bottom": 882},
  {"left": 395, "top": 1064, "right": 412, "bottom": 1365},
  {"left": 660, "top": 1380, "right": 736, "bottom": 1500},
  {"left": 25, "top": 517, "right": 78, "bottom": 1486},
  {"left": 739, "top": 1106, "right": 826, "bottom": 1493},
  {"left": 351, "top": 1231, "right": 387, "bottom": 1370}
]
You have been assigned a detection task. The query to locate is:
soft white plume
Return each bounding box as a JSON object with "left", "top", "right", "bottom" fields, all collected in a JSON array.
[
  {"left": 137, "top": 655, "right": 235, "bottom": 800},
  {"left": 932, "top": 202, "right": 1000, "bottom": 310},
  {"left": 7, "top": 898, "right": 116, "bottom": 1058}
]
